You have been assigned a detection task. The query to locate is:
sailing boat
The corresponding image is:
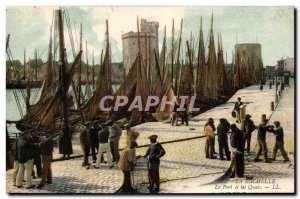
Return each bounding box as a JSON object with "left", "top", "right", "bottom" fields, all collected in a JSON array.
[
  {"left": 81, "top": 20, "right": 113, "bottom": 122},
  {"left": 13, "top": 10, "right": 82, "bottom": 132}
]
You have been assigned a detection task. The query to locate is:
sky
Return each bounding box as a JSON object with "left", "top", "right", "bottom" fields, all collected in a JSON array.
[{"left": 6, "top": 6, "right": 294, "bottom": 66}]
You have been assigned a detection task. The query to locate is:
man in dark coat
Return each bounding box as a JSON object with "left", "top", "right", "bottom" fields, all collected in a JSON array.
[
  {"left": 59, "top": 124, "right": 73, "bottom": 160},
  {"left": 15, "top": 132, "right": 35, "bottom": 189},
  {"left": 109, "top": 122, "right": 122, "bottom": 163},
  {"left": 271, "top": 121, "right": 289, "bottom": 162},
  {"left": 180, "top": 103, "right": 189, "bottom": 126},
  {"left": 89, "top": 121, "right": 99, "bottom": 163},
  {"left": 254, "top": 119, "right": 273, "bottom": 163},
  {"left": 79, "top": 126, "right": 91, "bottom": 167},
  {"left": 217, "top": 118, "right": 231, "bottom": 160},
  {"left": 260, "top": 84, "right": 263, "bottom": 92},
  {"left": 243, "top": 114, "right": 256, "bottom": 153},
  {"left": 37, "top": 133, "right": 54, "bottom": 189},
  {"left": 230, "top": 124, "right": 244, "bottom": 178},
  {"left": 269, "top": 81, "right": 272, "bottom": 89},
  {"left": 234, "top": 97, "right": 243, "bottom": 123},
  {"left": 95, "top": 124, "right": 114, "bottom": 168},
  {"left": 144, "top": 135, "right": 165, "bottom": 192},
  {"left": 31, "top": 135, "right": 42, "bottom": 179}
]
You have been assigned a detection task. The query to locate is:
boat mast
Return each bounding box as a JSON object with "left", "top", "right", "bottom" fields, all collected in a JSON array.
[
  {"left": 92, "top": 50, "right": 95, "bottom": 90},
  {"left": 57, "top": 9, "right": 69, "bottom": 128},
  {"left": 78, "top": 23, "right": 82, "bottom": 104},
  {"left": 35, "top": 49, "right": 38, "bottom": 82},
  {"left": 23, "top": 49, "right": 26, "bottom": 80},
  {"left": 171, "top": 18, "right": 174, "bottom": 87},
  {"left": 25, "top": 48, "right": 30, "bottom": 110},
  {"left": 174, "top": 19, "right": 183, "bottom": 95}
]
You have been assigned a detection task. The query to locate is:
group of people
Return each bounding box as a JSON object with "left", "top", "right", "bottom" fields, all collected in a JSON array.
[
  {"left": 11, "top": 93, "right": 290, "bottom": 191},
  {"left": 78, "top": 120, "right": 122, "bottom": 169},
  {"left": 170, "top": 101, "right": 189, "bottom": 126},
  {"left": 117, "top": 134, "right": 166, "bottom": 193},
  {"left": 13, "top": 131, "right": 53, "bottom": 189},
  {"left": 204, "top": 97, "right": 290, "bottom": 178}
]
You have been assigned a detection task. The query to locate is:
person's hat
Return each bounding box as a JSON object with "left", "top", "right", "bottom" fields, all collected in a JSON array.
[
  {"left": 245, "top": 114, "right": 252, "bottom": 119},
  {"left": 124, "top": 123, "right": 130, "bottom": 130},
  {"left": 148, "top": 135, "right": 158, "bottom": 140},
  {"left": 208, "top": 118, "right": 214, "bottom": 123},
  {"left": 274, "top": 121, "right": 280, "bottom": 125}
]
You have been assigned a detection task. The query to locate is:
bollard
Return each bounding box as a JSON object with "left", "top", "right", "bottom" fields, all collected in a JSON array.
[
  {"left": 261, "top": 114, "right": 266, "bottom": 122},
  {"left": 275, "top": 94, "right": 279, "bottom": 103},
  {"left": 271, "top": 102, "right": 274, "bottom": 111}
]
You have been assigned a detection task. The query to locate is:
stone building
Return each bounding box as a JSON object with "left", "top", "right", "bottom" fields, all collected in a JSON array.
[
  {"left": 122, "top": 19, "right": 159, "bottom": 80},
  {"left": 277, "top": 57, "right": 294, "bottom": 76},
  {"left": 265, "top": 65, "right": 276, "bottom": 78}
]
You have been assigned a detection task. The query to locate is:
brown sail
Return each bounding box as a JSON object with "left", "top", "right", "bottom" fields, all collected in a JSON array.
[
  {"left": 82, "top": 20, "right": 112, "bottom": 120},
  {"left": 217, "top": 33, "right": 229, "bottom": 92},
  {"left": 206, "top": 14, "right": 219, "bottom": 100},
  {"left": 196, "top": 17, "right": 206, "bottom": 100}
]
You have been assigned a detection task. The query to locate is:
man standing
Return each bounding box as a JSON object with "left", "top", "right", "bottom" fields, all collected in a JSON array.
[
  {"left": 254, "top": 119, "right": 273, "bottom": 163},
  {"left": 59, "top": 124, "right": 73, "bottom": 160},
  {"left": 269, "top": 81, "right": 272, "bottom": 89},
  {"left": 234, "top": 97, "right": 243, "bottom": 123},
  {"left": 32, "top": 135, "right": 42, "bottom": 179},
  {"left": 144, "top": 135, "right": 165, "bottom": 192},
  {"left": 180, "top": 102, "right": 189, "bottom": 126},
  {"left": 243, "top": 114, "right": 256, "bottom": 153},
  {"left": 95, "top": 124, "right": 114, "bottom": 169},
  {"left": 171, "top": 101, "right": 179, "bottom": 126},
  {"left": 89, "top": 121, "right": 99, "bottom": 163},
  {"left": 37, "top": 133, "right": 54, "bottom": 189},
  {"left": 117, "top": 142, "right": 138, "bottom": 193},
  {"left": 12, "top": 138, "right": 19, "bottom": 186},
  {"left": 271, "top": 121, "right": 289, "bottom": 162},
  {"left": 79, "top": 126, "right": 91, "bottom": 167},
  {"left": 15, "top": 132, "right": 35, "bottom": 189},
  {"left": 217, "top": 118, "right": 231, "bottom": 160},
  {"left": 204, "top": 118, "right": 216, "bottom": 159},
  {"left": 109, "top": 122, "right": 122, "bottom": 163},
  {"left": 229, "top": 124, "right": 244, "bottom": 178}
]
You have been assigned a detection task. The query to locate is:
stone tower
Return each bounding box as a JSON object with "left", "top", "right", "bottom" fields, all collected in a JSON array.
[{"left": 122, "top": 19, "right": 159, "bottom": 79}]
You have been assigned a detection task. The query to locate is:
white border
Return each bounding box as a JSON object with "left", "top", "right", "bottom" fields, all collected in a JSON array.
[{"left": 1, "top": 1, "right": 299, "bottom": 199}]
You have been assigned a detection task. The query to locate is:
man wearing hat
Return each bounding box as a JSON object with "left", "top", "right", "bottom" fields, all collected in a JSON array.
[
  {"left": 254, "top": 119, "right": 273, "bottom": 163},
  {"left": 109, "top": 121, "right": 122, "bottom": 163},
  {"left": 204, "top": 118, "right": 216, "bottom": 159},
  {"left": 243, "top": 114, "right": 256, "bottom": 153},
  {"left": 234, "top": 97, "right": 243, "bottom": 123},
  {"left": 271, "top": 121, "right": 289, "bottom": 162},
  {"left": 217, "top": 118, "right": 231, "bottom": 160},
  {"left": 144, "top": 135, "right": 165, "bottom": 192},
  {"left": 229, "top": 124, "right": 244, "bottom": 178},
  {"left": 37, "top": 132, "right": 54, "bottom": 189},
  {"left": 95, "top": 122, "right": 114, "bottom": 169},
  {"left": 89, "top": 121, "right": 100, "bottom": 163},
  {"left": 15, "top": 132, "right": 35, "bottom": 189}
]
